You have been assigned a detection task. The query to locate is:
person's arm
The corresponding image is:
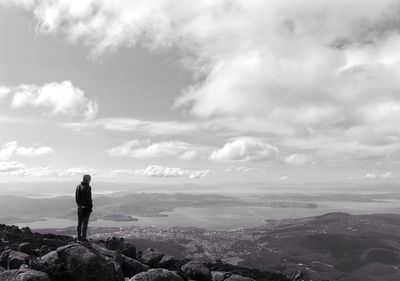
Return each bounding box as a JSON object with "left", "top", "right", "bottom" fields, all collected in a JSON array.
[
  {"left": 88, "top": 186, "right": 93, "bottom": 211},
  {"left": 75, "top": 185, "right": 80, "bottom": 206}
]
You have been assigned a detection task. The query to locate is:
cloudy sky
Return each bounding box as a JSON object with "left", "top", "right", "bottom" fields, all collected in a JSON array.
[{"left": 0, "top": 0, "right": 399, "bottom": 185}]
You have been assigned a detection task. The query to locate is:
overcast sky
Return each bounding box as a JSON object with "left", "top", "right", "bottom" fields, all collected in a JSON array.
[{"left": 0, "top": 0, "right": 399, "bottom": 185}]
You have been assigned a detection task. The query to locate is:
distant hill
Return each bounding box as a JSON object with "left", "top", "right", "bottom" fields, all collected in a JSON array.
[{"left": 51, "top": 212, "right": 400, "bottom": 281}]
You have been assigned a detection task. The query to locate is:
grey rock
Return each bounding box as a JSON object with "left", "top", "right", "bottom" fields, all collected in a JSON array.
[
  {"left": 0, "top": 269, "right": 50, "bottom": 281},
  {"left": 7, "top": 251, "right": 31, "bottom": 270},
  {"left": 106, "top": 237, "right": 125, "bottom": 251},
  {"left": 39, "top": 246, "right": 51, "bottom": 256},
  {"left": 158, "top": 255, "right": 183, "bottom": 270},
  {"left": 18, "top": 243, "right": 33, "bottom": 255},
  {"left": 140, "top": 248, "right": 164, "bottom": 266},
  {"left": 224, "top": 275, "right": 255, "bottom": 281},
  {"left": 211, "top": 271, "right": 231, "bottom": 281},
  {"left": 122, "top": 243, "right": 137, "bottom": 259},
  {"left": 0, "top": 250, "right": 12, "bottom": 268},
  {"left": 129, "top": 268, "right": 184, "bottom": 281},
  {"left": 56, "top": 243, "right": 124, "bottom": 281},
  {"left": 181, "top": 261, "right": 212, "bottom": 281},
  {"left": 121, "top": 256, "right": 149, "bottom": 278}
]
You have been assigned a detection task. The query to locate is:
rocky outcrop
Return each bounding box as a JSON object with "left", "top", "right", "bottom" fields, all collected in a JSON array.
[
  {"left": 0, "top": 269, "right": 51, "bottom": 281},
  {"left": 18, "top": 243, "right": 33, "bottom": 256},
  {"left": 121, "top": 256, "right": 149, "bottom": 278},
  {"left": 0, "top": 224, "right": 291, "bottom": 281},
  {"left": 212, "top": 271, "right": 232, "bottom": 281},
  {"left": 104, "top": 237, "right": 137, "bottom": 259},
  {"left": 7, "top": 251, "right": 31, "bottom": 270},
  {"left": 224, "top": 275, "right": 256, "bottom": 281},
  {"left": 56, "top": 243, "right": 124, "bottom": 281},
  {"left": 158, "top": 255, "right": 186, "bottom": 270},
  {"left": 129, "top": 268, "right": 184, "bottom": 281},
  {"left": 181, "top": 261, "right": 212, "bottom": 281},
  {"left": 139, "top": 248, "right": 164, "bottom": 266}
]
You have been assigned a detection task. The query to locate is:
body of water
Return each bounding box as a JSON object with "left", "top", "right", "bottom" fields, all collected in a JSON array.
[{"left": 16, "top": 200, "right": 400, "bottom": 231}]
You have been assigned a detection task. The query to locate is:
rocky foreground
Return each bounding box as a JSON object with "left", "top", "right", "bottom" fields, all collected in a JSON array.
[{"left": 0, "top": 224, "right": 292, "bottom": 281}]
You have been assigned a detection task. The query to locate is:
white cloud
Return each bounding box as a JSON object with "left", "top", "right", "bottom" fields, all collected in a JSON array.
[
  {"left": 0, "top": 161, "right": 25, "bottom": 172},
  {"left": 0, "top": 165, "right": 96, "bottom": 177},
  {"left": 109, "top": 169, "right": 143, "bottom": 177},
  {"left": 65, "top": 118, "right": 199, "bottom": 135},
  {"left": 0, "top": 141, "right": 53, "bottom": 160},
  {"left": 364, "top": 171, "right": 395, "bottom": 180},
  {"left": 224, "top": 166, "right": 266, "bottom": 173},
  {"left": 210, "top": 138, "right": 278, "bottom": 162},
  {"left": 2, "top": 81, "right": 97, "bottom": 120},
  {"left": 143, "top": 165, "right": 209, "bottom": 179},
  {"left": 4, "top": 0, "right": 400, "bottom": 164},
  {"left": 284, "top": 153, "right": 312, "bottom": 166},
  {"left": 108, "top": 139, "right": 207, "bottom": 159},
  {"left": 0, "top": 86, "right": 10, "bottom": 100},
  {"left": 110, "top": 165, "right": 209, "bottom": 179}
]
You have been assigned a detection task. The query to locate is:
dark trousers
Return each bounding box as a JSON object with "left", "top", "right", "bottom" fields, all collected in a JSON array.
[{"left": 77, "top": 207, "right": 91, "bottom": 240}]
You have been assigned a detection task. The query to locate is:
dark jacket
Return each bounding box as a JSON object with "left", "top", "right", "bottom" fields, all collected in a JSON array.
[{"left": 75, "top": 182, "right": 93, "bottom": 210}]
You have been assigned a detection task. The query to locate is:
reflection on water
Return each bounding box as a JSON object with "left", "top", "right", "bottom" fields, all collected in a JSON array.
[{"left": 16, "top": 200, "right": 400, "bottom": 231}]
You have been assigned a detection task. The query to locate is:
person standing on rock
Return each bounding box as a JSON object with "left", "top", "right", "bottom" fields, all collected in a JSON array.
[{"left": 75, "top": 174, "right": 93, "bottom": 242}]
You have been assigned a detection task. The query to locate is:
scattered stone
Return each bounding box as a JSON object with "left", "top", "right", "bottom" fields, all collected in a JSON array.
[
  {"left": 122, "top": 243, "right": 137, "bottom": 259},
  {"left": 121, "top": 255, "right": 149, "bottom": 278},
  {"left": 0, "top": 250, "right": 12, "bottom": 268},
  {"left": 0, "top": 269, "right": 51, "bottom": 281},
  {"left": 224, "top": 275, "right": 255, "bottom": 281},
  {"left": 212, "top": 271, "right": 231, "bottom": 281},
  {"left": 129, "top": 268, "right": 184, "bottom": 281},
  {"left": 18, "top": 243, "right": 33, "bottom": 255},
  {"left": 39, "top": 245, "right": 51, "bottom": 256},
  {"left": 7, "top": 251, "right": 31, "bottom": 270},
  {"left": 140, "top": 248, "right": 164, "bottom": 266},
  {"left": 181, "top": 261, "right": 212, "bottom": 281},
  {"left": 158, "top": 255, "right": 184, "bottom": 270},
  {"left": 56, "top": 243, "right": 124, "bottom": 281},
  {"left": 106, "top": 237, "right": 126, "bottom": 251}
]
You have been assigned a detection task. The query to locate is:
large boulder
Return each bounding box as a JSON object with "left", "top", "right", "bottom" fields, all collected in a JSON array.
[
  {"left": 181, "top": 261, "right": 212, "bottom": 281},
  {"left": 34, "top": 250, "right": 74, "bottom": 281},
  {"left": 18, "top": 243, "right": 33, "bottom": 255},
  {"left": 0, "top": 250, "right": 12, "bottom": 268},
  {"left": 129, "top": 268, "right": 184, "bottom": 281},
  {"left": 7, "top": 251, "right": 31, "bottom": 270},
  {"left": 212, "top": 271, "right": 232, "bottom": 281},
  {"left": 140, "top": 248, "right": 164, "bottom": 266},
  {"left": 158, "top": 255, "right": 184, "bottom": 270},
  {"left": 54, "top": 243, "right": 124, "bottom": 281},
  {"left": 122, "top": 243, "right": 137, "bottom": 259},
  {"left": 89, "top": 243, "right": 124, "bottom": 264},
  {"left": 39, "top": 251, "right": 60, "bottom": 264},
  {"left": 120, "top": 256, "right": 149, "bottom": 278},
  {"left": 0, "top": 269, "right": 50, "bottom": 281},
  {"left": 39, "top": 246, "right": 51, "bottom": 256},
  {"left": 86, "top": 243, "right": 147, "bottom": 278},
  {"left": 224, "top": 275, "right": 255, "bottom": 281},
  {"left": 105, "top": 237, "right": 125, "bottom": 251}
]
